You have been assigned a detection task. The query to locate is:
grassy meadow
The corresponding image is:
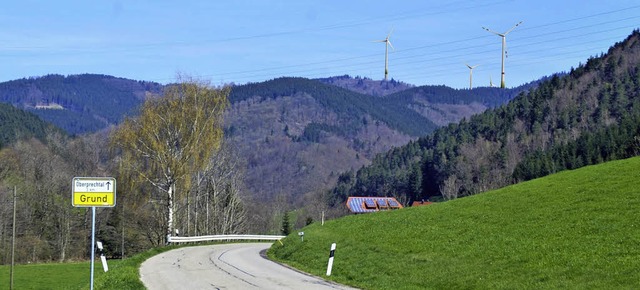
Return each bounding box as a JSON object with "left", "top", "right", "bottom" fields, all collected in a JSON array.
[
  {"left": 269, "top": 157, "right": 640, "bottom": 289},
  {"left": 0, "top": 246, "right": 180, "bottom": 290},
  {"left": 0, "top": 260, "right": 116, "bottom": 290}
]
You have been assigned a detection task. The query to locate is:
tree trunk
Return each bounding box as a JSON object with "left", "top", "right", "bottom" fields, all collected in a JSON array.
[
  {"left": 194, "top": 190, "right": 199, "bottom": 236},
  {"left": 194, "top": 172, "right": 201, "bottom": 236},
  {"left": 206, "top": 192, "right": 210, "bottom": 234},
  {"left": 167, "top": 183, "right": 174, "bottom": 244},
  {"left": 186, "top": 190, "right": 190, "bottom": 236}
]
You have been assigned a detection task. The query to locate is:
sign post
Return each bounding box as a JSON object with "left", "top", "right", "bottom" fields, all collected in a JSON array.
[{"left": 72, "top": 177, "right": 116, "bottom": 290}]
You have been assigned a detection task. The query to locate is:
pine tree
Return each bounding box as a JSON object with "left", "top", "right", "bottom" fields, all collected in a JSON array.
[{"left": 281, "top": 211, "right": 291, "bottom": 236}]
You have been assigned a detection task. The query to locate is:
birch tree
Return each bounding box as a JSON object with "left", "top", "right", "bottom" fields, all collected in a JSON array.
[
  {"left": 110, "top": 78, "right": 229, "bottom": 242},
  {"left": 201, "top": 141, "right": 247, "bottom": 235},
  {"left": 180, "top": 140, "right": 247, "bottom": 236}
]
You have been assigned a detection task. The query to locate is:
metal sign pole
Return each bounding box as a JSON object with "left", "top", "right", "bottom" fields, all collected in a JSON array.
[
  {"left": 90, "top": 206, "right": 96, "bottom": 290},
  {"left": 10, "top": 186, "right": 16, "bottom": 290}
]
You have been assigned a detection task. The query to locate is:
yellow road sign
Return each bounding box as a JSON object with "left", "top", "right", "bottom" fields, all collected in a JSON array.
[{"left": 72, "top": 177, "right": 116, "bottom": 207}]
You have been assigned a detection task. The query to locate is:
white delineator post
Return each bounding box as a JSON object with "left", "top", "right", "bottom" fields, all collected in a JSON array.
[
  {"left": 326, "top": 243, "right": 336, "bottom": 276},
  {"left": 97, "top": 241, "right": 108, "bottom": 272}
]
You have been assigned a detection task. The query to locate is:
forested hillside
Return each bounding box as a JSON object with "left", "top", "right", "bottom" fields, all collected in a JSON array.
[
  {"left": 383, "top": 82, "right": 536, "bottom": 126},
  {"left": 0, "top": 74, "right": 163, "bottom": 135},
  {"left": 332, "top": 29, "right": 640, "bottom": 204},
  {"left": 0, "top": 102, "right": 61, "bottom": 148},
  {"left": 225, "top": 77, "right": 421, "bottom": 226},
  {"left": 224, "top": 77, "right": 534, "bottom": 226},
  {"left": 319, "top": 74, "right": 538, "bottom": 127}
]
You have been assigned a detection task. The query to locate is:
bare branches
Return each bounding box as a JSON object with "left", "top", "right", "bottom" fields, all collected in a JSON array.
[{"left": 110, "top": 78, "right": 229, "bottom": 239}]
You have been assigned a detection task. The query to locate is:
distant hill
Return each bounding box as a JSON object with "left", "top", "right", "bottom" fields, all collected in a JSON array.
[
  {"left": 0, "top": 74, "right": 163, "bottom": 135},
  {"left": 226, "top": 77, "right": 426, "bottom": 203},
  {"left": 318, "top": 75, "right": 538, "bottom": 126},
  {"left": 0, "top": 102, "right": 62, "bottom": 148},
  {"left": 331, "top": 29, "right": 640, "bottom": 204},
  {"left": 384, "top": 83, "right": 530, "bottom": 126}
]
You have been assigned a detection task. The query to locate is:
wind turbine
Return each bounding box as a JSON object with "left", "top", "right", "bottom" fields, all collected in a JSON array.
[
  {"left": 373, "top": 29, "right": 394, "bottom": 81},
  {"left": 465, "top": 64, "right": 479, "bottom": 90},
  {"left": 482, "top": 21, "right": 523, "bottom": 88}
]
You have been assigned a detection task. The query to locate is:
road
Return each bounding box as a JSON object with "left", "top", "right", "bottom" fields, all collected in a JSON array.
[{"left": 139, "top": 242, "right": 357, "bottom": 289}]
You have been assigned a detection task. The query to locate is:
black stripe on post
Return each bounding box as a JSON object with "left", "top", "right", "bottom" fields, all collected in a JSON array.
[{"left": 329, "top": 250, "right": 335, "bottom": 258}]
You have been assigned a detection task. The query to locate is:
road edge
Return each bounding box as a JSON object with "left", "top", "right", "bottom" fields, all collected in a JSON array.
[{"left": 259, "top": 248, "right": 358, "bottom": 289}]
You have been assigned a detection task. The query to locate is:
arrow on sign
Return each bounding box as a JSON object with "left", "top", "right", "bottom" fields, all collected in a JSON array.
[{"left": 106, "top": 182, "right": 111, "bottom": 191}]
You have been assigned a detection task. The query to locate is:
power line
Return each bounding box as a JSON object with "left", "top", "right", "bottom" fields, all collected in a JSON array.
[
  {"left": 198, "top": 23, "right": 637, "bottom": 85},
  {"left": 179, "top": 6, "right": 640, "bottom": 85},
  {"left": 2, "top": 3, "right": 639, "bottom": 86}
]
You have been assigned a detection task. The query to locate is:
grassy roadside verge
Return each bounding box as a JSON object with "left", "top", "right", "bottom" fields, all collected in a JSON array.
[
  {"left": 90, "top": 246, "right": 179, "bottom": 290},
  {"left": 0, "top": 245, "right": 182, "bottom": 289},
  {"left": 0, "top": 261, "right": 96, "bottom": 290},
  {"left": 268, "top": 157, "right": 640, "bottom": 289}
]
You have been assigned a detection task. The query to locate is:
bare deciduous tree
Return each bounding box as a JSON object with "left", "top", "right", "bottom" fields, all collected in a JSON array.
[
  {"left": 110, "top": 78, "right": 229, "bottom": 242},
  {"left": 184, "top": 141, "right": 247, "bottom": 235}
]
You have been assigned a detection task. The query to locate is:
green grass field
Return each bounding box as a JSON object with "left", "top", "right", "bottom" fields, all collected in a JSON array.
[
  {"left": 0, "top": 246, "right": 180, "bottom": 290},
  {"left": 268, "top": 157, "right": 640, "bottom": 289},
  {"left": 0, "top": 260, "right": 116, "bottom": 290}
]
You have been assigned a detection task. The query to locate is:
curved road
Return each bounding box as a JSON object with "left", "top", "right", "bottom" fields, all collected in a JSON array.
[{"left": 140, "top": 242, "right": 356, "bottom": 289}]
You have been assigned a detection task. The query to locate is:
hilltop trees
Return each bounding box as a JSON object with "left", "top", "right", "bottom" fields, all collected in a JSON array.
[
  {"left": 0, "top": 102, "right": 60, "bottom": 149},
  {"left": 110, "top": 78, "right": 230, "bottom": 242}
]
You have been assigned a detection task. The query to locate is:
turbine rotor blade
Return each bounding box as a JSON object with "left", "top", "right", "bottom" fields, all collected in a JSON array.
[
  {"left": 387, "top": 40, "right": 394, "bottom": 50},
  {"left": 504, "top": 20, "right": 523, "bottom": 35},
  {"left": 482, "top": 26, "right": 501, "bottom": 36},
  {"left": 387, "top": 27, "right": 394, "bottom": 38}
]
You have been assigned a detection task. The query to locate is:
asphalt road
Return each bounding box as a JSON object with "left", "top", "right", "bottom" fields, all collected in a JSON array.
[{"left": 139, "top": 242, "right": 357, "bottom": 289}]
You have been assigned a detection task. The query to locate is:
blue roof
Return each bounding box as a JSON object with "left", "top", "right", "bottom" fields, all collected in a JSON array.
[{"left": 346, "top": 197, "right": 403, "bottom": 213}]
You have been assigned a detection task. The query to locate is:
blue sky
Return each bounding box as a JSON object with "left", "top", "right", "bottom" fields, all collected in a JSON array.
[{"left": 1, "top": 0, "right": 639, "bottom": 88}]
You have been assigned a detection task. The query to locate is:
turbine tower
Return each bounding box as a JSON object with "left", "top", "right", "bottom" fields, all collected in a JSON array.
[
  {"left": 466, "top": 64, "right": 479, "bottom": 90},
  {"left": 482, "top": 21, "right": 523, "bottom": 88},
  {"left": 374, "top": 29, "right": 394, "bottom": 81}
]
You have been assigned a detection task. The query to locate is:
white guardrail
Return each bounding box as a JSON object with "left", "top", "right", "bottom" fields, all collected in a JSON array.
[{"left": 167, "top": 234, "right": 286, "bottom": 243}]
